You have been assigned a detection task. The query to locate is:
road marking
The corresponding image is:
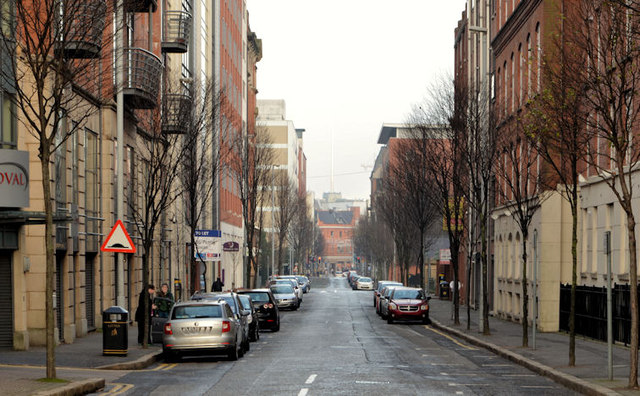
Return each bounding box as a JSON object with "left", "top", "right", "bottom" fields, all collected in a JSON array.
[
  {"left": 456, "top": 392, "right": 464, "bottom": 395},
  {"left": 298, "top": 388, "right": 309, "bottom": 396},
  {"left": 424, "top": 326, "right": 478, "bottom": 350},
  {"left": 432, "top": 363, "right": 463, "bottom": 366},
  {"left": 422, "top": 354, "right": 445, "bottom": 357},
  {"left": 397, "top": 364, "right": 409, "bottom": 368},
  {"left": 405, "top": 328, "right": 424, "bottom": 338},
  {"left": 305, "top": 374, "right": 317, "bottom": 384},
  {"left": 103, "top": 383, "right": 134, "bottom": 396},
  {"left": 502, "top": 374, "right": 535, "bottom": 377},
  {"left": 472, "top": 355, "right": 495, "bottom": 358},
  {"left": 449, "top": 383, "right": 491, "bottom": 386},
  {"left": 481, "top": 364, "right": 511, "bottom": 367},
  {"left": 151, "top": 363, "right": 177, "bottom": 371},
  {"left": 355, "top": 380, "right": 391, "bottom": 384},
  {"left": 521, "top": 386, "right": 555, "bottom": 389}
]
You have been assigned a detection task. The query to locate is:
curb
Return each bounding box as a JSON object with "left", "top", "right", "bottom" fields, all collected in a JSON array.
[
  {"left": 33, "top": 378, "right": 105, "bottom": 396},
  {"left": 430, "top": 320, "right": 621, "bottom": 396},
  {"left": 97, "top": 352, "right": 162, "bottom": 370}
]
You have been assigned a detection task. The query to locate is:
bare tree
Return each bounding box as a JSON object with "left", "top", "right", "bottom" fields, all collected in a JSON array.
[
  {"left": 390, "top": 130, "right": 439, "bottom": 289},
  {"left": 128, "top": 112, "right": 187, "bottom": 348},
  {"left": 289, "top": 194, "right": 313, "bottom": 274},
  {"left": 524, "top": 10, "right": 591, "bottom": 364},
  {"left": 376, "top": 175, "right": 418, "bottom": 284},
  {"left": 354, "top": 214, "right": 394, "bottom": 282},
  {"left": 409, "top": 76, "right": 468, "bottom": 326},
  {"left": 0, "top": 0, "right": 110, "bottom": 378},
  {"left": 231, "top": 128, "right": 274, "bottom": 287},
  {"left": 495, "top": 116, "right": 548, "bottom": 347},
  {"left": 272, "top": 173, "right": 298, "bottom": 275},
  {"left": 174, "top": 78, "right": 224, "bottom": 296},
  {"left": 571, "top": 1, "right": 640, "bottom": 387}
]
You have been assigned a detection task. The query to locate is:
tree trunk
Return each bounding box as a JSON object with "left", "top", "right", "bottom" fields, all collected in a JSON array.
[
  {"left": 569, "top": 198, "right": 578, "bottom": 366},
  {"left": 142, "top": 247, "right": 150, "bottom": 349},
  {"left": 521, "top": 235, "right": 529, "bottom": 348},
  {"left": 481, "top": 208, "right": 490, "bottom": 335},
  {"left": 452, "top": 243, "right": 460, "bottom": 325},
  {"left": 419, "top": 229, "right": 425, "bottom": 290},
  {"left": 42, "top": 149, "right": 56, "bottom": 379},
  {"left": 277, "top": 238, "right": 284, "bottom": 275},
  {"left": 627, "top": 208, "right": 638, "bottom": 389},
  {"left": 466, "top": 247, "right": 472, "bottom": 331}
]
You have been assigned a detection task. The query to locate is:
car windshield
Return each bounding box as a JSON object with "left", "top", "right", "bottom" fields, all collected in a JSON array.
[
  {"left": 379, "top": 282, "right": 401, "bottom": 291},
  {"left": 359, "top": 277, "right": 371, "bottom": 282},
  {"left": 172, "top": 305, "right": 222, "bottom": 319},
  {"left": 243, "top": 292, "right": 269, "bottom": 303},
  {"left": 217, "top": 296, "right": 238, "bottom": 313},
  {"left": 271, "top": 286, "right": 293, "bottom": 294},
  {"left": 393, "top": 290, "right": 425, "bottom": 300},
  {"left": 296, "top": 276, "right": 306, "bottom": 282},
  {"left": 238, "top": 295, "right": 251, "bottom": 309}
]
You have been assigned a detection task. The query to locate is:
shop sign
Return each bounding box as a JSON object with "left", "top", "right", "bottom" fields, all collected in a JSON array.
[{"left": 0, "top": 149, "right": 29, "bottom": 208}]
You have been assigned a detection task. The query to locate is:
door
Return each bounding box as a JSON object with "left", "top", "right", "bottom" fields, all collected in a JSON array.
[
  {"left": 85, "top": 255, "right": 95, "bottom": 330},
  {"left": 0, "top": 253, "right": 13, "bottom": 348}
]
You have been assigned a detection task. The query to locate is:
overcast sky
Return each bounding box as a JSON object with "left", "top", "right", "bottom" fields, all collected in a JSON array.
[{"left": 246, "top": 1, "right": 467, "bottom": 201}]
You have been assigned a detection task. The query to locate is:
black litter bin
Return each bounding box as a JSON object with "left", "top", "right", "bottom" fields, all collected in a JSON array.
[
  {"left": 103, "top": 306, "right": 128, "bottom": 356},
  {"left": 439, "top": 282, "right": 450, "bottom": 299}
]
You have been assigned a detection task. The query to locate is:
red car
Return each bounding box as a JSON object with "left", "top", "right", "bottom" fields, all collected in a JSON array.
[{"left": 386, "top": 287, "right": 431, "bottom": 324}]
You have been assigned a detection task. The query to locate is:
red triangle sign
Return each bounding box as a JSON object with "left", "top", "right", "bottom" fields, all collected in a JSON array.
[{"left": 101, "top": 219, "right": 136, "bottom": 253}]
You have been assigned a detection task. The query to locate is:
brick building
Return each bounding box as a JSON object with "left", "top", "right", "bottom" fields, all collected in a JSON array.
[{"left": 317, "top": 207, "right": 360, "bottom": 272}]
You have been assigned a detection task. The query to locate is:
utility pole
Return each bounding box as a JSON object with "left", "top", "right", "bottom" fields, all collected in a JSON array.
[{"left": 115, "top": 0, "right": 125, "bottom": 308}]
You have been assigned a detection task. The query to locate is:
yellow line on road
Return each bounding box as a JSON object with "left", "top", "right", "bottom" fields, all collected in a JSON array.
[
  {"left": 151, "top": 363, "right": 177, "bottom": 371},
  {"left": 103, "top": 383, "right": 134, "bottom": 396},
  {"left": 424, "top": 325, "right": 478, "bottom": 350}
]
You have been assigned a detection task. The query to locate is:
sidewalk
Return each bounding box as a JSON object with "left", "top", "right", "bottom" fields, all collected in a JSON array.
[
  {"left": 428, "top": 297, "right": 640, "bottom": 396},
  {"left": 0, "top": 325, "right": 161, "bottom": 395}
]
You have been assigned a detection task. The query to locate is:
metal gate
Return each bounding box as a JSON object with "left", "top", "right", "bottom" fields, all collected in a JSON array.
[
  {"left": 0, "top": 253, "right": 13, "bottom": 348},
  {"left": 85, "top": 256, "right": 95, "bottom": 330},
  {"left": 56, "top": 254, "right": 64, "bottom": 342}
]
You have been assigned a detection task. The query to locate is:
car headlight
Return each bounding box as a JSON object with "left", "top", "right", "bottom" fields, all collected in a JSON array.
[
  {"left": 421, "top": 304, "right": 429, "bottom": 310},
  {"left": 389, "top": 303, "right": 397, "bottom": 310}
]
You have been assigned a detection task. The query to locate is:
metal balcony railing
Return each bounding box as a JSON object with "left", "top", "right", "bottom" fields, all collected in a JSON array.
[
  {"left": 125, "top": 0, "right": 157, "bottom": 13},
  {"left": 123, "top": 48, "right": 162, "bottom": 109},
  {"left": 54, "top": 0, "right": 107, "bottom": 59},
  {"left": 162, "top": 93, "right": 192, "bottom": 134},
  {"left": 162, "top": 10, "right": 192, "bottom": 53}
]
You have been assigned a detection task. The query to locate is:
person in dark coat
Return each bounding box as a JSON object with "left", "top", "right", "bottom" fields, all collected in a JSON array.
[
  {"left": 211, "top": 277, "right": 224, "bottom": 292},
  {"left": 135, "top": 284, "right": 155, "bottom": 345}
]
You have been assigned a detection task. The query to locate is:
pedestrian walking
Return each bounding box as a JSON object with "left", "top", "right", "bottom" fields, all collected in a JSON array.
[
  {"left": 135, "top": 284, "right": 156, "bottom": 345},
  {"left": 211, "top": 277, "right": 224, "bottom": 292}
]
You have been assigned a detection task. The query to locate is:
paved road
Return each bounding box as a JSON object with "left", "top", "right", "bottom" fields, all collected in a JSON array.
[{"left": 91, "top": 277, "right": 576, "bottom": 395}]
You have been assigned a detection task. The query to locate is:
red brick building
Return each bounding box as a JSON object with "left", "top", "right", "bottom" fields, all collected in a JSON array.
[{"left": 317, "top": 207, "right": 360, "bottom": 271}]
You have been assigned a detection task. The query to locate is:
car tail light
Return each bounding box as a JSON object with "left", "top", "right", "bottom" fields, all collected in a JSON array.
[
  {"left": 268, "top": 303, "right": 274, "bottom": 308},
  {"left": 222, "top": 320, "right": 231, "bottom": 333},
  {"left": 164, "top": 323, "right": 172, "bottom": 335},
  {"left": 263, "top": 303, "right": 274, "bottom": 309}
]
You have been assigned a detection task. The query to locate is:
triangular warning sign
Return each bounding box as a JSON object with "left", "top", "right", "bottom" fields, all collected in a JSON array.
[{"left": 101, "top": 219, "right": 136, "bottom": 253}]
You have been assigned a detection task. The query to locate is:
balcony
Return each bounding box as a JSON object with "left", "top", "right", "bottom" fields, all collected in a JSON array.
[
  {"left": 54, "top": 0, "right": 107, "bottom": 59},
  {"left": 162, "top": 10, "right": 192, "bottom": 53},
  {"left": 162, "top": 93, "right": 192, "bottom": 134},
  {"left": 123, "top": 48, "right": 162, "bottom": 109},
  {"left": 125, "top": 0, "right": 157, "bottom": 13}
]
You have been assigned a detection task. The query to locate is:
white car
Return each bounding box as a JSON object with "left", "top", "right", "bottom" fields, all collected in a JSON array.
[{"left": 356, "top": 277, "right": 374, "bottom": 290}]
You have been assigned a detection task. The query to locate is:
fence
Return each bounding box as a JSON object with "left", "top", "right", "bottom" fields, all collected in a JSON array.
[{"left": 559, "top": 283, "right": 636, "bottom": 346}]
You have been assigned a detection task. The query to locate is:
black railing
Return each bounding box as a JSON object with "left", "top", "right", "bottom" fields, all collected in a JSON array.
[
  {"left": 123, "top": 48, "right": 162, "bottom": 109},
  {"left": 559, "top": 283, "right": 638, "bottom": 346},
  {"left": 54, "top": 0, "right": 107, "bottom": 59},
  {"left": 162, "top": 10, "right": 192, "bottom": 53}
]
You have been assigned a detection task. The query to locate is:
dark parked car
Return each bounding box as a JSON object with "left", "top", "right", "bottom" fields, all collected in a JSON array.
[
  {"left": 192, "top": 292, "right": 251, "bottom": 353},
  {"left": 237, "top": 294, "right": 260, "bottom": 341},
  {"left": 350, "top": 275, "right": 362, "bottom": 290},
  {"left": 151, "top": 297, "right": 175, "bottom": 344},
  {"left": 385, "top": 287, "right": 431, "bottom": 324},
  {"left": 237, "top": 289, "right": 280, "bottom": 332}
]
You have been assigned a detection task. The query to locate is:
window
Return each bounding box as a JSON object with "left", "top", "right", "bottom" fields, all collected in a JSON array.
[
  {"left": 85, "top": 129, "right": 99, "bottom": 251},
  {"left": 0, "top": 90, "right": 15, "bottom": 148}
]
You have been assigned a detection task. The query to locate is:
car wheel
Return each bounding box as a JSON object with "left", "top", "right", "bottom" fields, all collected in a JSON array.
[
  {"left": 244, "top": 338, "right": 250, "bottom": 352},
  {"left": 255, "top": 327, "right": 260, "bottom": 341},
  {"left": 423, "top": 314, "right": 431, "bottom": 325},
  {"left": 163, "top": 350, "right": 180, "bottom": 363},
  {"left": 228, "top": 344, "right": 239, "bottom": 361},
  {"left": 387, "top": 315, "right": 394, "bottom": 324}
]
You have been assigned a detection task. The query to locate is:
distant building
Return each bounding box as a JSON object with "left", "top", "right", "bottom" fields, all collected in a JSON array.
[{"left": 317, "top": 207, "right": 361, "bottom": 271}]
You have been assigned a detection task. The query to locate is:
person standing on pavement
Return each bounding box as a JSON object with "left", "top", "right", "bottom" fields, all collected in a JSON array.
[
  {"left": 155, "top": 283, "right": 174, "bottom": 318},
  {"left": 449, "top": 280, "right": 462, "bottom": 320},
  {"left": 211, "top": 277, "right": 224, "bottom": 292},
  {"left": 135, "top": 284, "right": 156, "bottom": 345}
]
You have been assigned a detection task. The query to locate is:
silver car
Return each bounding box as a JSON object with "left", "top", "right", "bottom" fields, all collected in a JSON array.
[
  {"left": 270, "top": 284, "right": 299, "bottom": 310},
  {"left": 271, "top": 279, "right": 303, "bottom": 303},
  {"left": 162, "top": 300, "right": 244, "bottom": 361}
]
